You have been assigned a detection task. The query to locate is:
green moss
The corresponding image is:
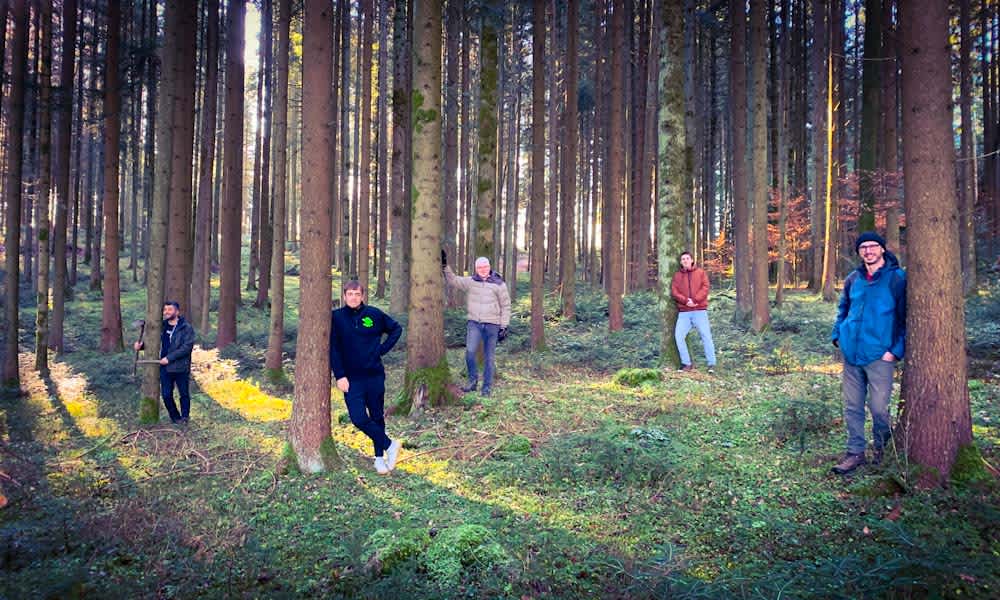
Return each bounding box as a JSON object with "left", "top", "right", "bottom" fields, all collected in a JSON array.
[
  {"left": 951, "top": 444, "right": 993, "bottom": 486},
  {"left": 423, "top": 524, "right": 506, "bottom": 585},
  {"left": 138, "top": 396, "right": 158, "bottom": 424},
  {"left": 264, "top": 367, "right": 290, "bottom": 387},
  {"left": 398, "top": 357, "right": 455, "bottom": 414},
  {"left": 499, "top": 434, "right": 532, "bottom": 456},
  {"left": 849, "top": 475, "right": 907, "bottom": 498},
  {"left": 318, "top": 436, "right": 343, "bottom": 470},
  {"left": 612, "top": 367, "right": 662, "bottom": 387},
  {"left": 281, "top": 442, "right": 301, "bottom": 475},
  {"left": 364, "top": 528, "right": 431, "bottom": 572}
]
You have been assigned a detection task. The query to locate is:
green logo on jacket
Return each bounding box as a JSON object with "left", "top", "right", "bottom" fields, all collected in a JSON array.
[{"left": 361, "top": 316, "right": 374, "bottom": 328}]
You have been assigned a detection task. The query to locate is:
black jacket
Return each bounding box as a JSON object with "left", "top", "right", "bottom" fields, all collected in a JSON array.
[
  {"left": 329, "top": 304, "right": 403, "bottom": 380},
  {"left": 161, "top": 317, "right": 195, "bottom": 374}
]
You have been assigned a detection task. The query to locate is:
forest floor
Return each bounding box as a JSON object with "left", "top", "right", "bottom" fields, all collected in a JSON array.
[{"left": 1, "top": 262, "right": 998, "bottom": 599}]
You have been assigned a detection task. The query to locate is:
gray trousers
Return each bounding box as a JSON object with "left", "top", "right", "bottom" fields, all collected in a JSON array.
[{"left": 842, "top": 359, "right": 895, "bottom": 455}]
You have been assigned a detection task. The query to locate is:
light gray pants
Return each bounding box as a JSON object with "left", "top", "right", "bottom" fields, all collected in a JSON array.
[{"left": 842, "top": 359, "right": 895, "bottom": 455}]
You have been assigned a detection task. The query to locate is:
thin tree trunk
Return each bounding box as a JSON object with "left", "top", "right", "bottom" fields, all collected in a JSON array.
[
  {"left": 99, "top": 0, "right": 124, "bottom": 353},
  {"left": 607, "top": 0, "right": 625, "bottom": 332},
  {"left": 34, "top": 0, "right": 54, "bottom": 373},
  {"left": 216, "top": 0, "right": 246, "bottom": 349},
  {"left": 357, "top": 0, "right": 374, "bottom": 288},
  {"left": 530, "top": 0, "right": 546, "bottom": 349},
  {"left": 958, "top": 0, "right": 976, "bottom": 293},
  {"left": 475, "top": 1, "right": 500, "bottom": 263},
  {"left": 730, "top": 0, "right": 751, "bottom": 320},
  {"left": 560, "top": 0, "right": 578, "bottom": 319},
  {"left": 255, "top": 0, "right": 274, "bottom": 307},
  {"left": 338, "top": 0, "right": 352, "bottom": 279},
  {"left": 375, "top": 0, "right": 390, "bottom": 298},
  {"left": 856, "top": 0, "right": 881, "bottom": 233},
  {"left": 388, "top": 0, "right": 411, "bottom": 313}
]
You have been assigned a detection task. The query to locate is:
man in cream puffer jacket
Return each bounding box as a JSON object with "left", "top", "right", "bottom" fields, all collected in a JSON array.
[{"left": 443, "top": 255, "right": 511, "bottom": 396}]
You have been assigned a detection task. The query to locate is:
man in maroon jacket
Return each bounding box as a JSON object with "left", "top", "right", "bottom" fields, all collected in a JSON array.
[{"left": 670, "top": 251, "right": 717, "bottom": 373}]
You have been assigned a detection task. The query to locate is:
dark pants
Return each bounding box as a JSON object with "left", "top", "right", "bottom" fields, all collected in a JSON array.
[
  {"left": 160, "top": 369, "right": 191, "bottom": 421},
  {"left": 343, "top": 375, "right": 392, "bottom": 458},
  {"left": 465, "top": 320, "right": 499, "bottom": 391}
]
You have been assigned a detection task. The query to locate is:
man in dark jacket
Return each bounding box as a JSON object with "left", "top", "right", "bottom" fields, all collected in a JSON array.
[
  {"left": 830, "top": 232, "right": 907, "bottom": 474},
  {"left": 330, "top": 281, "right": 403, "bottom": 475},
  {"left": 134, "top": 301, "right": 196, "bottom": 424}
]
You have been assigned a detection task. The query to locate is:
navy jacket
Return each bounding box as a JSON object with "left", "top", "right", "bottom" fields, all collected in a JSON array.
[
  {"left": 329, "top": 304, "right": 403, "bottom": 380},
  {"left": 160, "top": 317, "right": 195, "bottom": 374},
  {"left": 831, "top": 251, "right": 907, "bottom": 367}
]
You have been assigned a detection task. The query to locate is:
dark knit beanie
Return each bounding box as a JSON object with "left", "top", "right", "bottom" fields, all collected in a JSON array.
[{"left": 855, "top": 231, "right": 886, "bottom": 252}]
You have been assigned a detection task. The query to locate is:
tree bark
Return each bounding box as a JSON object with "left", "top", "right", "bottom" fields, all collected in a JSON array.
[
  {"left": 2, "top": 0, "right": 28, "bottom": 388},
  {"left": 898, "top": 0, "right": 973, "bottom": 487},
  {"left": 475, "top": 1, "right": 500, "bottom": 263},
  {"left": 730, "top": 0, "right": 751, "bottom": 320},
  {"left": 405, "top": 0, "right": 451, "bottom": 410},
  {"left": 749, "top": 0, "right": 770, "bottom": 331},
  {"left": 530, "top": 0, "right": 546, "bottom": 350},
  {"left": 809, "top": 0, "right": 827, "bottom": 291},
  {"left": 389, "top": 0, "right": 412, "bottom": 313},
  {"left": 34, "top": 0, "right": 55, "bottom": 373},
  {"left": 560, "top": 0, "right": 578, "bottom": 319},
  {"left": 958, "top": 0, "right": 977, "bottom": 294},
  {"left": 191, "top": 0, "right": 220, "bottom": 334},
  {"left": 607, "top": 0, "right": 625, "bottom": 332},
  {"left": 216, "top": 0, "right": 246, "bottom": 349},
  {"left": 290, "top": 0, "right": 341, "bottom": 472},
  {"left": 100, "top": 0, "right": 124, "bottom": 353},
  {"left": 255, "top": 0, "right": 275, "bottom": 307},
  {"left": 375, "top": 0, "right": 391, "bottom": 298},
  {"left": 856, "top": 0, "right": 881, "bottom": 234},
  {"left": 355, "top": 0, "right": 374, "bottom": 289},
  {"left": 657, "top": 0, "right": 687, "bottom": 368}
]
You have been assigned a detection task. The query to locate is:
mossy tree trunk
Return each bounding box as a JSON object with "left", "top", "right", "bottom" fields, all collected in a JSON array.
[
  {"left": 897, "top": 0, "right": 973, "bottom": 488},
  {"left": 35, "top": 0, "right": 54, "bottom": 374},
  {"left": 656, "top": 0, "right": 686, "bottom": 369},
  {"left": 289, "top": 0, "right": 342, "bottom": 473},
  {"left": 405, "top": 0, "right": 452, "bottom": 412},
  {"left": 475, "top": 0, "right": 499, "bottom": 263},
  {"left": 99, "top": 0, "right": 124, "bottom": 353},
  {"left": 265, "top": 0, "right": 291, "bottom": 376},
  {"left": 856, "top": 0, "right": 881, "bottom": 234},
  {"left": 389, "top": 0, "right": 412, "bottom": 314}
]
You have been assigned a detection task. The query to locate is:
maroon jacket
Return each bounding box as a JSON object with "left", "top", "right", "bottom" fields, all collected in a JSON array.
[{"left": 670, "top": 266, "right": 710, "bottom": 312}]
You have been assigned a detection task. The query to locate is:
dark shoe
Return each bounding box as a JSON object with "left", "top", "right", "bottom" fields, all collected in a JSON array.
[
  {"left": 678, "top": 364, "right": 694, "bottom": 372},
  {"left": 461, "top": 381, "right": 478, "bottom": 393},
  {"left": 170, "top": 417, "right": 182, "bottom": 424},
  {"left": 707, "top": 366, "right": 716, "bottom": 374},
  {"left": 872, "top": 447, "right": 883, "bottom": 466},
  {"left": 831, "top": 452, "right": 867, "bottom": 475},
  {"left": 480, "top": 387, "right": 491, "bottom": 397}
]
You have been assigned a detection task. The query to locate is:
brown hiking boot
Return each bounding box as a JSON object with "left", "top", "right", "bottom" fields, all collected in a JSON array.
[
  {"left": 678, "top": 364, "right": 694, "bottom": 372},
  {"left": 831, "top": 452, "right": 867, "bottom": 475}
]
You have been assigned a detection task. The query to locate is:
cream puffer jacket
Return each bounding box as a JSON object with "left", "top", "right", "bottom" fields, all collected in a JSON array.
[{"left": 444, "top": 266, "right": 511, "bottom": 327}]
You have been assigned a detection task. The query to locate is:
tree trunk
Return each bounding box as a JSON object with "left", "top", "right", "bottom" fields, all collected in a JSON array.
[
  {"left": 546, "top": 0, "right": 560, "bottom": 279},
  {"left": 2, "top": 1, "right": 28, "bottom": 388},
  {"left": 657, "top": 0, "right": 687, "bottom": 368},
  {"left": 607, "top": 0, "right": 625, "bottom": 332},
  {"left": 881, "top": 0, "right": 900, "bottom": 252},
  {"left": 405, "top": 0, "right": 451, "bottom": 411},
  {"left": 356, "top": 0, "right": 374, "bottom": 289},
  {"left": 897, "top": 0, "right": 973, "bottom": 488},
  {"left": 475, "top": 1, "right": 500, "bottom": 263},
  {"left": 730, "top": 0, "right": 751, "bottom": 320},
  {"left": 443, "top": 0, "right": 460, "bottom": 301},
  {"left": 162, "top": 2, "right": 197, "bottom": 310},
  {"left": 856, "top": 0, "right": 881, "bottom": 233},
  {"left": 255, "top": 0, "right": 274, "bottom": 307},
  {"left": 290, "top": 0, "right": 341, "bottom": 472},
  {"left": 375, "top": 0, "right": 390, "bottom": 298},
  {"left": 389, "top": 0, "right": 412, "bottom": 313},
  {"left": 247, "top": 33, "right": 265, "bottom": 292},
  {"left": 34, "top": 0, "right": 54, "bottom": 373},
  {"left": 48, "top": 0, "right": 77, "bottom": 354},
  {"left": 821, "top": 0, "right": 842, "bottom": 302},
  {"left": 530, "top": 0, "right": 546, "bottom": 350},
  {"left": 338, "top": 0, "right": 352, "bottom": 279},
  {"left": 749, "top": 0, "right": 770, "bottom": 332},
  {"left": 100, "top": 0, "right": 124, "bottom": 353},
  {"left": 560, "top": 0, "right": 578, "bottom": 319},
  {"left": 191, "top": 0, "right": 220, "bottom": 334},
  {"left": 216, "top": 0, "right": 246, "bottom": 349},
  {"left": 958, "top": 0, "right": 976, "bottom": 294},
  {"left": 809, "top": 0, "right": 827, "bottom": 292}
]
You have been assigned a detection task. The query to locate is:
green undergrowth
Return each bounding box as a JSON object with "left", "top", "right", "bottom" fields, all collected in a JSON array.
[{"left": 1, "top": 266, "right": 998, "bottom": 598}]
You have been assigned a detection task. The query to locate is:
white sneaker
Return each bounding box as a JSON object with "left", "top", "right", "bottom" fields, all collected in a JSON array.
[
  {"left": 374, "top": 456, "right": 390, "bottom": 475},
  {"left": 385, "top": 440, "right": 402, "bottom": 471}
]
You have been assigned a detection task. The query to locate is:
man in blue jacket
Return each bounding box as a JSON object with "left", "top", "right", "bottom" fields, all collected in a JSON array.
[
  {"left": 330, "top": 281, "right": 403, "bottom": 475},
  {"left": 134, "top": 301, "right": 196, "bottom": 424},
  {"left": 830, "top": 232, "right": 907, "bottom": 474}
]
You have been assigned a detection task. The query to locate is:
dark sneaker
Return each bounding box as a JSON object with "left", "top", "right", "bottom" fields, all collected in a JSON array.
[
  {"left": 831, "top": 452, "right": 867, "bottom": 475},
  {"left": 480, "top": 387, "right": 491, "bottom": 397},
  {"left": 871, "top": 447, "right": 883, "bottom": 466},
  {"left": 678, "top": 364, "right": 694, "bottom": 372},
  {"left": 461, "top": 381, "right": 478, "bottom": 393},
  {"left": 707, "top": 366, "right": 716, "bottom": 374}
]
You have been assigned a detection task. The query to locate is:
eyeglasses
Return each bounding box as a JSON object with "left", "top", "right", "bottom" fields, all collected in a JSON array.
[{"left": 858, "top": 244, "right": 882, "bottom": 251}]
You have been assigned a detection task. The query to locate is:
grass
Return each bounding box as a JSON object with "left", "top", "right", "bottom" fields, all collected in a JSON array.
[{"left": 1, "top": 263, "right": 998, "bottom": 599}]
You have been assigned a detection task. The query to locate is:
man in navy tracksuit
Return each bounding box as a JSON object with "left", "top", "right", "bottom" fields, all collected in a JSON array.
[
  {"left": 134, "top": 301, "right": 196, "bottom": 424},
  {"left": 830, "top": 232, "right": 907, "bottom": 474},
  {"left": 329, "top": 281, "right": 403, "bottom": 475}
]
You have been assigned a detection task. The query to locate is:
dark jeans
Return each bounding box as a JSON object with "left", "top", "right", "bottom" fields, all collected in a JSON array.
[
  {"left": 343, "top": 375, "right": 392, "bottom": 458},
  {"left": 465, "top": 320, "right": 499, "bottom": 391},
  {"left": 160, "top": 369, "right": 191, "bottom": 421}
]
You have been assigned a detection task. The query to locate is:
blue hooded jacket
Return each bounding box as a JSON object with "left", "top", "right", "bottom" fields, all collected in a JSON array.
[{"left": 831, "top": 250, "right": 907, "bottom": 367}]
